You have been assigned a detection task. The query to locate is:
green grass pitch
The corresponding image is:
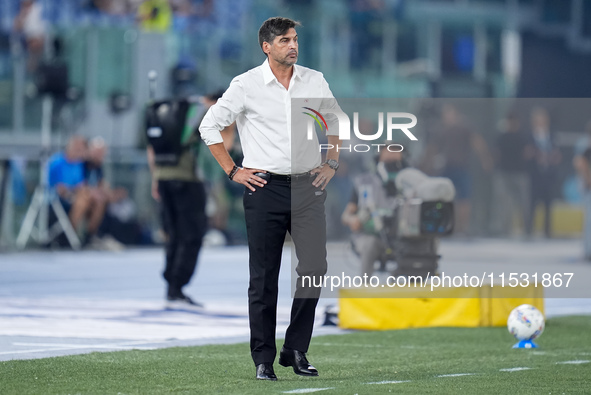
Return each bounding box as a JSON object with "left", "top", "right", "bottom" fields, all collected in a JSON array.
[{"left": 1, "top": 316, "right": 590, "bottom": 394}]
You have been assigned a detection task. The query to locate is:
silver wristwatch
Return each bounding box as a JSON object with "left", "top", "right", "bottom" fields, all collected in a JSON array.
[{"left": 324, "top": 159, "right": 339, "bottom": 171}]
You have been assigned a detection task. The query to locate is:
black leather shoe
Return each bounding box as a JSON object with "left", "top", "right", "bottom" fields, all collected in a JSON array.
[
  {"left": 278, "top": 347, "right": 318, "bottom": 376},
  {"left": 256, "top": 363, "right": 277, "bottom": 381}
]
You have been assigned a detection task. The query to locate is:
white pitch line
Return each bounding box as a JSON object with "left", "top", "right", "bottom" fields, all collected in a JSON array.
[
  {"left": 0, "top": 346, "right": 156, "bottom": 356},
  {"left": 313, "top": 343, "right": 382, "bottom": 348},
  {"left": 0, "top": 348, "right": 82, "bottom": 356},
  {"left": 0, "top": 340, "right": 160, "bottom": 356},
  {"left": 14, "top": 340, "right": 158, "bottom": 348},
  {"left": 282, "top": 388, "right": 334, "bottom": 394},
  {"left": 499, "top": 367, "right": 532, "bottom": 372},
  {"left": 12, "top": 342, "right": 155, "bottom": 349},
  {"left": 436, "top": 373, "right": 476, "bottom": 378},
  {"left": 556, "top": 360, "right": 590, "bottom": 365},
  {"left": 366, "top": 380, "right": 411, "bottom": 385}
]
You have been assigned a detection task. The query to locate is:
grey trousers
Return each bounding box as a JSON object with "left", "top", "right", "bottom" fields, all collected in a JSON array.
[
  {"left": 353, "top": 234, "right": 384, "bottom": 276},
  {"left": 491, "top": 172, "right": 530, "bottom": 236}
]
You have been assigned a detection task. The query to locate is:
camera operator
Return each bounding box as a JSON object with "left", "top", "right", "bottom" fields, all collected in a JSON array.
[
  {"left": 146, "top": 98, "right": 207, "bottom": 309},
  {"left": 342, "top": 148, "right": 407, "bottom": 276}
]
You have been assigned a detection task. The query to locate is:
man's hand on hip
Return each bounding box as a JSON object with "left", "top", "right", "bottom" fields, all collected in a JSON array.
[
  {"left": 232, "top": 168, "right": 268, "bottom": 191},
  {"left": 310, "top": 165, "right": 335, "bottom": 190}
]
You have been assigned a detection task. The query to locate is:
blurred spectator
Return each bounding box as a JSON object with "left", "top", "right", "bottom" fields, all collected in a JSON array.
[
  {"left": 84, "top": 137, "right": 106, "bottom": 187},
  {"left": 13, "top": 0, "right": 46, "bottom": 73},
  {"left": 171, "top": 57, "right": 198, "bottom": 97},
  {"left": 87, "top": 0, "right": 133, "bottom": 15},
  {"left": 48, "top": 136, "right": 107, "bottom": 242},
  {"left": 422, "top": 103, "right": 493, "bottom": 235},
  {"left": 574, "top": 120, "right": 591, "bottom": 157},
  {"left": 137, "top": 0, "right": 173, "bottom": 32},
  {"left": 83, "top": 137, "right": 132, "bottom": 249},
  {"left": 349, "top": 0, "right": 385, "bottom": 69},
  {"left": 491, "top": 112, "right": 531, "bottom": 236},
  {"left": 169, "top": 0, "right": 193, "bottom": 32},
  {"left": 525, "top": 107, "right": 562, "bottom": 238},
  {"left": 193, "top": 0, "right": 214, "bottom": 18},
  {"left": 84, "top": 137, "right": 127, "bottom": 204},
  {"left": 573, "top": 121, "right": 591, "bottom": 260},
  {"left": 170, "top": 0, "right": 193, "bottom": 14}
]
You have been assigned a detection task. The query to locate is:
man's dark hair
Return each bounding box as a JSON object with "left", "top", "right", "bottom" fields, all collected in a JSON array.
[{"left": 258, "top": 17, "right": 301, "bottom": 55}]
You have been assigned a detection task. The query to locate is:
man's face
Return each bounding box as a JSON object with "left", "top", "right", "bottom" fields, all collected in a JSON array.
[
  {"left": 90, "top": 146, "right": 106, "bottom": 164},
  {"left": 66, "top": 137, "right": 88, "bottom": 161},
  {"left": 265, "top": 28, "right": 298, "bottom": 66}
]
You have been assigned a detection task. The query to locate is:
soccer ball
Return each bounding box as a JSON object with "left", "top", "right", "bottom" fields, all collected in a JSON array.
[{"left": 507, "top": 304, "right": 545, "bottom": 341}]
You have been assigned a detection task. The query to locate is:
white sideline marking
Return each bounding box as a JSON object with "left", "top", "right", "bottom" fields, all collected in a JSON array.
[
  {"left": 499, "top": 367, "right": 532, "bottom": 372},
  {"left": 0, "top": 349, "right": 82, "bottom": 356},
  {"left": 314, "top": 343, "right": 382, "bottom": 348},
  {"left": 556, "top": 360, "right": 590, "bottom": 365},
  {"left": 0, "top": 340, "right": 158, "bottom": 356},
  {"left": 12, "top": 342, "right": 155, "bottom": 350},
  {"left": 0, "top": 297, "right": 258, "bottom": 342},
  {"left": 437, "top": 373, "right": 475, "bottom": 378},
  {"left": 282, "top": 388, "right": 334, "bottom": 394},
  {"left": 0, "top": 347, "right": 158, "bottom": 356},
  {"left": 366, "top": 380, "right": 411, "bottom": 385}
]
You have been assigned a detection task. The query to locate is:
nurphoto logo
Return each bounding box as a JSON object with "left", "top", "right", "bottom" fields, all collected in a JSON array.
[{"left": 303, "top": 107, "right": 418, "bottom": 152}]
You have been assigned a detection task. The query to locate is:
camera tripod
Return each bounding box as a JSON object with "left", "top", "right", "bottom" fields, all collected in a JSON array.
[{"left": 16, "top": 96, "right": 81, "bottom": 249}]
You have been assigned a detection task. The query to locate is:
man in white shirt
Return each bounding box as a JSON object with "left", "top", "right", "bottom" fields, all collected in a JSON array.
[
  {"left": 200, "top": 17, "right": 341, "bottom": 381},
  {"left": 13, "top": 0, "right": 46, "bottom": 72}
]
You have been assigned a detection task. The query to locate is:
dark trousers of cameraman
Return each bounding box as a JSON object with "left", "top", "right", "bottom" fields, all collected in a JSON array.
[
  {"left": 158, "top": 180, "right": 207, "bottom": 297},
  {"left": 244, "top": 175, "right": 327, "bottom": 365}
]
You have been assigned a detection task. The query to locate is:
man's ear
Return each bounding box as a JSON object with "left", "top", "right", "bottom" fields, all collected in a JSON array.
[{"left": 262, "top": 41, "right": 271, "bottom": 56}]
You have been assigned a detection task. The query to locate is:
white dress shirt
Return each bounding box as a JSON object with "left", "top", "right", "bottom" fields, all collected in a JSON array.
[{"left": 199, "top": 59, "right": 340, "bottom": 174}]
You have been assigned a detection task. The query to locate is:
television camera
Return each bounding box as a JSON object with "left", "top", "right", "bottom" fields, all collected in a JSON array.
[{"left": 357, "top": 168, "right": 455, "bottom": 278}]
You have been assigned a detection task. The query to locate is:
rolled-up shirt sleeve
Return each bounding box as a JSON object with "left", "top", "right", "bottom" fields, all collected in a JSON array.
[
  {"left": 319, "top": 75, "right": 342, "bottom": 137},
  {"left": 199, "top": 77, "right": 245, "bottom": 146}
]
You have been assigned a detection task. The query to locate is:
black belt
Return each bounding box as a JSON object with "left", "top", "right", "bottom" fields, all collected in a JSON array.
[{"left": 267, "top": 172, "right": 312, "bottom": 182}]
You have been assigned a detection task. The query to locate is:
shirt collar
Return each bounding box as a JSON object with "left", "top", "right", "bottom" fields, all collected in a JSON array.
[{"left": 261, "top": 58, "right": 302, "bottom": 85}]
